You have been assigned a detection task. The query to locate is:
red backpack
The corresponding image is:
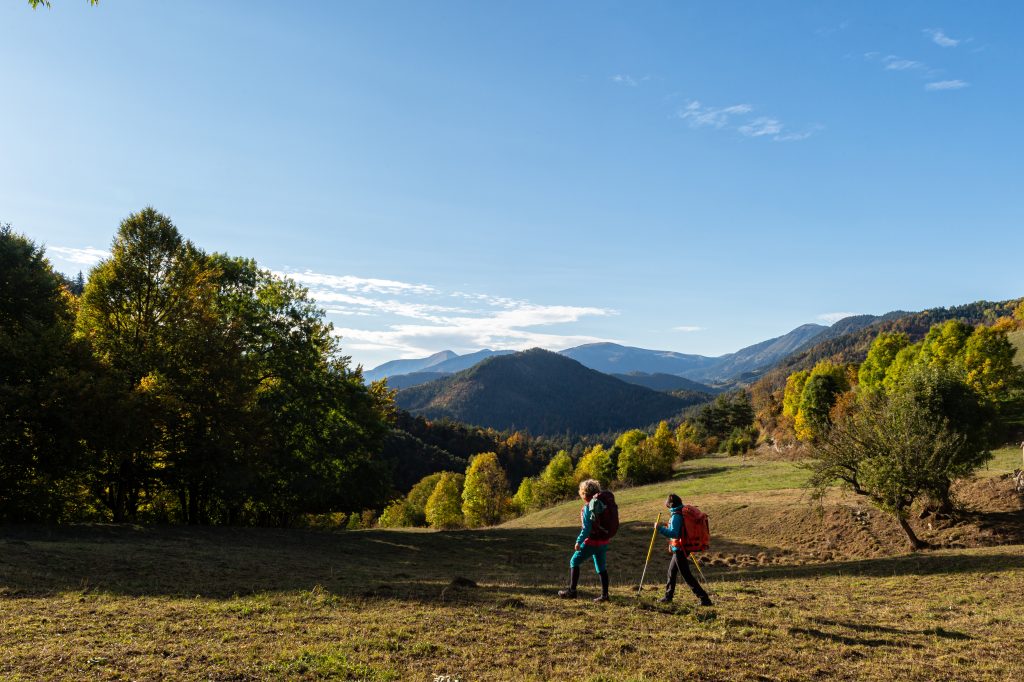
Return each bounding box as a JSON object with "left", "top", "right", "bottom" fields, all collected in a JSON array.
[
  {"left": 589, "top": 490, "right": 619, "bottom": 541},
  {"left": 669, "top": 505, "right": 710, "bottom": 553}
]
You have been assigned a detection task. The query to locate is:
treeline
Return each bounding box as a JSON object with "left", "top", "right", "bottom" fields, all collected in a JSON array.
[
  {"left": 374, "top": 391, "right": 758, "bottom": 529},
  {"left": 767, "top": 312, "right": 1024, "bottom": 548},
  {"left": 2, "top": 211, "right": 398, "bottom": 525}
]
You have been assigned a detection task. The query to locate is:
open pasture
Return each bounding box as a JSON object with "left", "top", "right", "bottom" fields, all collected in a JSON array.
[{"left": 2, "top": 452, "right": 1023, "bottom": 681}]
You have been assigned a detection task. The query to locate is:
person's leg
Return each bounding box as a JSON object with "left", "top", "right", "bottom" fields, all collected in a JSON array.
[
  {"left": 559, "top": 549, "right": 584, "bottom": 597},
  {"left": 677, "top": 552, "right": 712, "bottom": 605},
  {"left": 592, "top": 546, "right": 609, "bottom": 601},
  {"left": 660, "top": 552, "right": 679, "bottom": 602}
]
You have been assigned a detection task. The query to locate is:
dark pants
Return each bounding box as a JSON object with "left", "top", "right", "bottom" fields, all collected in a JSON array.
[{"left": 665, "top": 551, "right": 708, "bottom": 600}]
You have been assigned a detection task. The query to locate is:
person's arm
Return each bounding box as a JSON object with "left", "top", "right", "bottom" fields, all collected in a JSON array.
[
  {"left": 657, "top": 513, "right": 681, "bottom": 539},
  {"left": 575, "top": 505, "right": 591, "bottom": 547}
]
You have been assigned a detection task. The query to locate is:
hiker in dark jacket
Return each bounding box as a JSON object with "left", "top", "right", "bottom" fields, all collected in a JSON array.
[
  {"left": 655, "top": 493, "right": 712, "bottom": 606},
  {"left": 558, "top": 478, "right": 611, "bottom": 602}
]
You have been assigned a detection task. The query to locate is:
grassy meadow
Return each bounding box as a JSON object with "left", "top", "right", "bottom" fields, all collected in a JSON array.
[{"left": 2, "top": 450, "right": 1023, "bottom": 681}]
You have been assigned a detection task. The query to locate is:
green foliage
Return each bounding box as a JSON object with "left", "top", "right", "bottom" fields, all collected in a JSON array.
[
  {"left": 794, "top": 362, "right": 850, "bottom": 442},
  {"left": 918, "top": 320, "right": 973, "bottom": 370},
  {"left": 461, "top": 452, "right": 510, "bottom": 528},
  {"left": 782, "top": 371, "right": 809, "bottom": 419},
  {"left": 808, "top": 365, "right": 991, "bottom": 548},
  {"left": 405, "top": 473, "right": 444, "bottom": 525},
  {"left": 511, "top": 476, "right": 539, "bottom": 515},
  {"left": 962, "top": 325, "right": 1023, "bottom": 401},
  {"left": 29, "top": 0, "right": 99, "bottom": 7},
  {"left": 536, "top": 450, "right": 575, "bottom": 505},
  {"left": 0, "top": 224, "right": 96, "bottom": 521},
  {"left": 573, "top": 444, "right": 615, "bottom": 486},
  {"left": 425, "top": 472, "right": 464, "bottom": 529},
  {"left": 692, "top": 391, "right": 756, "bottom": 450},
  {"left": 377, "top": 499, "right": 417, "bottom": 528},
  {"left": 858, "top": 332, "right": 910, "bottom": 392},
  {"left": 615, "top": 422, "right": 675, "bottom": 484}
]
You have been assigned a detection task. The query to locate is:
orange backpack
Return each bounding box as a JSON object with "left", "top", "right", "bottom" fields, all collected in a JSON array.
[{"left": 669, "top": 505, "right": 710, "bottom": 553}]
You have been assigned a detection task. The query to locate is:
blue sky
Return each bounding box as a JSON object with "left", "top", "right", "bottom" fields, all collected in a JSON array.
[{"left": 3, "top": 1, "right": 1022, "bottom": 370}]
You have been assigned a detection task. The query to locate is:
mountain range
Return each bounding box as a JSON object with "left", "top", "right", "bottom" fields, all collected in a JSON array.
[{"left": 365, "top": 317, "right": 880, "bottom": 388}]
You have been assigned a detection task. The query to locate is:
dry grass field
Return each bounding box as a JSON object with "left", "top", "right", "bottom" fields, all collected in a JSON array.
[{"left": 2, "top": 448, "right": 1023, "bottom": 681}]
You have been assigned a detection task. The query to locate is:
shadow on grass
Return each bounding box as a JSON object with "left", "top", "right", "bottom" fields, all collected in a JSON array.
[
  {"left": 672, "top": 466, "right": 732, "bottom": 480},
  {"left": 718, "top": 550, "right": 1024, "bottom": 583},
  {"left": 808, "top": 618, "right": 972, "bottom": 641},
  {"left": 787, "top": 626, "right": 924, "bottom": 649},
  {"left": 1, "top": 523, "right": 1021, "bottom": 601}
]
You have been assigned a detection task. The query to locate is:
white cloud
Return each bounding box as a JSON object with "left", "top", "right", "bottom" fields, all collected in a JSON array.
[
  {"left": 275, "top": 270, "right": 436, "bottom": 295},
  {"left": 925, "top": 79, "right": 969, "bottom": 91},
  {"left": 47, "top": 245, "right": 109, "bottom": 266},
  {"left": 925, "top": 28, "right": 960, "bottom": 48},
  {"left": 280, "top": 268, "right": 618, "bottom": 363},
  {"left": 678, "top": 101, "right": 753, "bottom": 129},
  {"left": 678, "top": 100, "right": 817, "bottom": 142},
  {"left": 673, "top": 326, "right": 704, "bottom": 333},
  {"left": 817, "top": 312, "right": 858, "bottom": 324},
  {"left": 611, "top": 74, "right": 639, "bottom": 87},
  {"left": 738, "top": 117, "right": 783, "bottom": 138},
  {"left": 884, "top": 58, "right": 924, "bottom": 71}
]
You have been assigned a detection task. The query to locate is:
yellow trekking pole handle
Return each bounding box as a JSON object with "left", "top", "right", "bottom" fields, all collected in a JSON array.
[{"left": 637, "top": 512, "right": 662, "bottom": 596}]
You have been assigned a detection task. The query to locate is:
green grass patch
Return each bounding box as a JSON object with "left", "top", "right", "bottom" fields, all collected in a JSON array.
[{"left": 981, "top": 445, "right": 1022, "bottom": 476}]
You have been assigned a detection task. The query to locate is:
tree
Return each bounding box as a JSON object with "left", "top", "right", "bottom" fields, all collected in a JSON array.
[
  {"left": 462, "top": 452, "right": 510, "bottom": 527},
  {"left": 0, "top": 224, "right": 94, "bottom": 521},
  {"left": 511, "top": 476, "right": 539, "bottom": 515},
  {"left": 406, "top": 472, "right": 445, "bottom": 525},
  {"left": 962, "top": 325, "right": 1022, "bottom": 401},
  {"left": 793, "top": 362, "right": 850, "bottom": 441},
  {"left": 918, "top": 320, "right": 973, "bottom": 371},
  {"left": 574, "top": 444, "right": 615, "bottom": 486},
  {"left": 536, "top": 450, "right": 575, "bottom": 505},
  {"left": 377, "top": 499, "right": 417, "bottom": 528},
  {"left": 807, "top": 366, "right": 991, "bottom": 549},
  {"left": 614, "top": 429, "right": 649, "bottom": 484},
  {"left": 425, "top": 472, "right": 464, "bottom": 529},
  {"left": 858, "top": 332, "right": 910, "bottom": 392}
]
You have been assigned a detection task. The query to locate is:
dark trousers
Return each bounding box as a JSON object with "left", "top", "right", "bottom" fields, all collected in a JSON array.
[{"left": 665, "top": 551, "right": 708, "bottom": 600}]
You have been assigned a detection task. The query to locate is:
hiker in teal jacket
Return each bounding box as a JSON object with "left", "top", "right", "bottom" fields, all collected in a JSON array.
[
  {"left": 655, "top": 493, "right": 712, "bottom": 605},
  {"left": 558, "top": 478, "right": 611, "bottom": 602}
]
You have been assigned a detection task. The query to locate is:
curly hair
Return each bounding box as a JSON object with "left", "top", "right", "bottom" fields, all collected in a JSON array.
[{"left": 578, "top": 479, "right": 601, "bottom": 497}]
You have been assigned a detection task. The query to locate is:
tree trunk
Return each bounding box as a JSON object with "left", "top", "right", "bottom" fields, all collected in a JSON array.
[{"left": 896, "top": 515, "right": 927, "bottom": 550}]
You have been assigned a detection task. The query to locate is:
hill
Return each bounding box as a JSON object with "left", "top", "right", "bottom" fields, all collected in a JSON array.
[
  {"left": 363, "top": 350, "right": 457, "bottom": 382},
  {"left": 753, "top": 299, "right": 1022, "bottom": 393},
  {"left": 611, "top": 371, "right": 719, "bottom": 393},
  {"left": 382, "top": 371, "right": 452, "bottom": 390},
  {"left": 395, "top": 348, "right": 691, "bottom": 435}
]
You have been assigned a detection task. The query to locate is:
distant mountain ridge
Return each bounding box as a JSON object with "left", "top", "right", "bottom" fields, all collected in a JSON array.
[
  {"left": 610, "top": 372, "right": 720, "bottom": 394},
  {"left": 368, "top": 321, "right": 847, "bottom": 386},
  {"left": 395, "top": 349, "right": 692, "bottom": 435}
]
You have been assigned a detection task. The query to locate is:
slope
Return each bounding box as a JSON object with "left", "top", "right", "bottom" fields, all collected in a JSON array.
[{"left": 395, "top": 348, "right": 691, "bottom": 435}]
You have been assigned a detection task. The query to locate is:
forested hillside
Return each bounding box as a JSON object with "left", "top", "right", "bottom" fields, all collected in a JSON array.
[{"left": 396, "top": 349, "right": 692, "bottom": 435}]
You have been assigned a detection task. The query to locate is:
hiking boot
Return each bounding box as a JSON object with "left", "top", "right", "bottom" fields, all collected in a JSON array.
[
  {"left": 557, "top": 588, "right": 577, "bottom": 599},
  {"left": 593, "top": 594, "right": 609, "bottom": 603},
  {"left": 699, "top": 596, "right": 713, "bottom": 607},
  {"left": 657, "top": 595, "right": 673, "bottom": 603}
]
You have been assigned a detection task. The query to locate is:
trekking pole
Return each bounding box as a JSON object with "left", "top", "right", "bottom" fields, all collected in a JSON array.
[
  {"left": 637, "top": 512, "right": 661, "bottom": 597},
  {"left": 690, "top": 553, "right": 716, "bottom": 598}
]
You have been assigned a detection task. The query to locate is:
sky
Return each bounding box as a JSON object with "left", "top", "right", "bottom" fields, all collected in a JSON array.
[{"left": 2, "top": 1, "right": 1022, "bottom": 370}]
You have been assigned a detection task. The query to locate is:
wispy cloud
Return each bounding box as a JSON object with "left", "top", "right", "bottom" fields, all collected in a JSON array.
[
  {"left": 884, "top": 57, "right": 924, "bottom": 71},
  {"left": 673, "top": 326, "right": 704, "bottom": 333},
  {"left": 738, "top": 117, "right": 783, "bottom": 138},
  {"left": 924, "top": 28, "right": 960, "bottom": 48},
  {"left": 925, "top": 79, "right": 969, "bottom": 91},
  {"left": 818, "top": 312, "right": 858, "bottom": 324},
  {"left": 678, "top": 101, "right": 752, "bottom": 129},
  {"left": 276, "top": 270, "right": 436, "bottom": 295},
  {"left": 275, "top": 267, "right": 619, "bottom": 362},
  {"left": 611, "top": 74, "right": 640, "bottom": 87},
  {"left": 679, "top": 100, "right": 818, "bottom": 142},
  {"left": 47, "top": 245, "right": 109, "bottom": 266}
]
